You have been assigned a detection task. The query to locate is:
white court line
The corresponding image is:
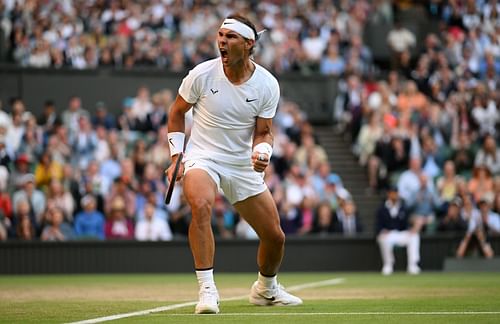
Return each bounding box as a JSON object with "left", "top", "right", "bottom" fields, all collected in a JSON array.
[
  {"left": 67, "top": 277, "right": 345, "bottom": 324},
  {"left": 160, "top": 311, "right": 500, "bottom": 316}
]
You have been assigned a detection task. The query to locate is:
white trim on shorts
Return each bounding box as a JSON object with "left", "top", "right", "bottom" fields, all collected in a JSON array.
[{"left": 183, "top": 157, "right": 267, "bottom": 204}]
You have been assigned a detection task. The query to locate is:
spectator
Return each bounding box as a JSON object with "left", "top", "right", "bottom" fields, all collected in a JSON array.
[
  {"left": 37, "top": 100, "right": 61, "bottom": 137},
  {"left": 334, "top": 199, "right": 363, "bottom": 236},
  {"left": 0, "top": 166, "right": 12, "bottom": 221},
  {"left": 405, "top": 173, "right": 440, "bottom": 233},
  {"left": 376, "top": 186, "right": 420, "bottom": 275},
  {"left": 74, "top": 194, "right": 105, "bottom": 240},
  {"left": 387, "top": 20, "right": 416, "bottom": 70},
  {"left": 355, "top": 112, "right": 383, "bottom": 167},
  {"left": 105, "top": 197, "right": 134, "bottom": 240},
  {"left": 61, "top": 96, "right": 90, "bottom": 140},
  {"left": 15, "top": 213, "right": 36, "bottom": 241},
  {"left": 45, "top": 179, "right": 75, "bottom": 222},
  {"left": 474, "top": 134, "right": 500, "bottom": 176},
  {"left": 477, "top": 198, "right": 500, "bottom": 235},
  {"left": 92, "top": 102, "right": 116, "bottom": 130},
  {"left": 450, "top": 131, "right": 477, "bottom": 176},
  {"left": 436, "top": 160, "right": 462, "bottom": 205},
  {"left": 302, "top": 27, "right": 327, "bottom": 70},
  {"left": 34, "top": 151, "right": 64, "bottom": 190},
  {"left": 135, "top": 201, "right": 172, "bottom": 241},
  {"left": 105, "top": 176, "right": 137, "bottom": 220},
  {"left": 0, "top": 135, "right": 12, "bottom": 172},
  {"left": 311, "top": 201, "right": 336, "bottom": 236},
  {"left": 467, "top": 165, "right": 495, "bottom": 203},
  {"left": 437, "top": 197, "right": 468, "bottom": 233},
  {"left": 12, "top": 198, "right": 37, "bottom": 239},
  {"left": 12, "top": 174, "right": 46, "bottom": 225},
  {"left": 71, "top": 115, "right": 97, "bottom": 170},
  {"left": 294, "top": 134, "right": 328, "bottom": 171},
  {"left": 456, "top": 196, "right": 495, "bottom": 259},
  {"left": 41, "top": 207, "right": 74, "bottom": 241},
  {"left": 320, "top": 43, "right": 345, "bottom": 76}
]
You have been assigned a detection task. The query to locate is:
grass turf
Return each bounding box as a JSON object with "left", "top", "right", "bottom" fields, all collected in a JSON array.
[{"left": 0, "top": 273, "right": 499, "bottom": 323}]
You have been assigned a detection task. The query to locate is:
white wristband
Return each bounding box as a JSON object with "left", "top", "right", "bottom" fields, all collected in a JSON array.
[
  {"left": 168, "top": 132, "right": 185, "bottom": 156},
  {"left": 253, "top": 142, "right": 273, "bottom": 160}
]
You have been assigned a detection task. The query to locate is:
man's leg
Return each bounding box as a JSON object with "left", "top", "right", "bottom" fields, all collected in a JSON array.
[
  {"left": 406, "top": 232, "right": 421, "bottom": 274},
  {"left": 183, "top": 169, "right": 219, "bottom": 314},
  {"left": 377, "top": 232, "right": 396, "bottom": 275},
  {"left": 234, "top": 189, "right": 302, "bottom": 306}
]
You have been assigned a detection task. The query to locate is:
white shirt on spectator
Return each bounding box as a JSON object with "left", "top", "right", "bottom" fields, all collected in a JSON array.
[
  {"left": 302, "top": 36, "right": 327, "bottom": 61},
  {"left": 387, "top": 27, "right": 416, "bottom": 53},
  {"left": 135, "top": 217, "right": 172, "bottom": 241}
]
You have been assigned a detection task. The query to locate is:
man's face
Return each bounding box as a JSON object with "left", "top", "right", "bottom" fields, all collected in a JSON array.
[{"left": 217, "top": 28, "right": 253, "bottom": 67}]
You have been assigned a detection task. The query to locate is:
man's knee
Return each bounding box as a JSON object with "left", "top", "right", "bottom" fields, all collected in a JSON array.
[
  {"left": 189, "top": 197, "right": 213, "bottom": 218},
  {"left": 264, "top": 227, "right": 285, "bottom": 247}
]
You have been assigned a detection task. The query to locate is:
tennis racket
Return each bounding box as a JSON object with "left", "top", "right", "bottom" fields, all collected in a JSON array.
[{"left": 164, "top": 152, "right": 183, "bottom": 205}]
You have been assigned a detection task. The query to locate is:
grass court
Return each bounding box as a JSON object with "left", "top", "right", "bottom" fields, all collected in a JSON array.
[{"left": 1, "top": 272, "right": 499, "bottom": 323}]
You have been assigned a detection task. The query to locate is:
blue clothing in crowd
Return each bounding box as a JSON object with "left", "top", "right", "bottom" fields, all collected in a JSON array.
[{"left": 74, "top": 210, "right": 105, "bottom": 240}]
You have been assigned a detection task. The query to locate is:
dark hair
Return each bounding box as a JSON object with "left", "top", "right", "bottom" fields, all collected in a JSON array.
[{"left": 226, "top": 13, "right": 258, "bottom": 54}]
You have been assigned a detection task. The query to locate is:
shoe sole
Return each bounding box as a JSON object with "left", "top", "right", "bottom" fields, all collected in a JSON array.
[
  {"left": 195, "top": 305, "right": 219, "bottom": 314},
  {"left": 249, "top": 296, "right": 302, "bottom": 306}
]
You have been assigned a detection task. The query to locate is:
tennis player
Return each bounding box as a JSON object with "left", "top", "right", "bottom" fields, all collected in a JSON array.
[{"left": 165, "top": 13, "right": 302, "bottom": 314}]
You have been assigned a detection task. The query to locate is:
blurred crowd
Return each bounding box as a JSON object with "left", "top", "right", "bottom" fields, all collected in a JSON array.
[
  {"left": 0, "top": 0, "right": 499, "bottom": 259},
  {"left": 0, "top": 0, "right": 378, "bottom": 75},
  {"left": 0, "top": 86, "right": 360, "bottom": 242},
  {"left": 333, "top": 0, "right": 500, "bottom": 260}
]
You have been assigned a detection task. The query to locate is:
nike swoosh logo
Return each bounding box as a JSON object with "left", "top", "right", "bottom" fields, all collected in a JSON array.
[
  {"left": 187, "top": 162, "right": 196, "bottom": 168},
  {"left": 246, "top": 98, "right": 258, "bottom": 102},
  {"left": 210, "top": 88, "right": 218, "bottom": 94},
  {"left": 263, "top": 296, "right": 275, "bottom": 301},
  {"left": 168, "top": 138, "right": 175, "bottom": 147},
  {"left": 223, "top": 22, "right": 234, "bottom": 25}
]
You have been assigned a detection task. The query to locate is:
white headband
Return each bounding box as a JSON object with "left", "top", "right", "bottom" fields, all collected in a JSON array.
[{"left": 220, "top": 18, "right": 256, "bottom": 40}]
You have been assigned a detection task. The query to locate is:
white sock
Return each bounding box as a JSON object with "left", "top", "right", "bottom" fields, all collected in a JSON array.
[
  {"left": 196, "top": 269, "right": 216, "bottom": 289},
  {"left": 258, "top": 272, "right": 277, "bottom": 289}
]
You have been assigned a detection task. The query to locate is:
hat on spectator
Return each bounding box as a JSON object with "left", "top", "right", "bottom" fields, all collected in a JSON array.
[
  {"left": 122, "top": 97, "right": 134, "bottom": 108},
  {"left": 16, "top": 154, "right": 30, "bottom": 164},
  {"left": 81, "top": 194, "right": 95, "bottom": 207},
  {"left": 327, "top": 174, "right": 342, "bottom": 186}
]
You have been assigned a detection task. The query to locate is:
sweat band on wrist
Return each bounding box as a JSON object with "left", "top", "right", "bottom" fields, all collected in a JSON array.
[
  {"left": 168, "top": 132, "right": 185, "bottom": 156},
  {"left": 253, "top": 142, "right": 273, "bottom": 159}
]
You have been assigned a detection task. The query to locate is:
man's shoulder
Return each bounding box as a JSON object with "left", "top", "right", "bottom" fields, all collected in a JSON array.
[
  {"left": 188, "top": 58, "right": 220, "bottom": 78},
  {"left": 254, "top": 63, "right": 279, "bottom": 86}
]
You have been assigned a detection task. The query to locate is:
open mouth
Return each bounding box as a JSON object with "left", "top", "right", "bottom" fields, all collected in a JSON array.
[{"left": 220, "top": 48, "right": 228, "bottom": 59}]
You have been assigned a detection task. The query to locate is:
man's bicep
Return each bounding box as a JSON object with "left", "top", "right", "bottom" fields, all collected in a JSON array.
[
  {"left": 171, "top": 94, "right": 193, "bottom": 115},
  {"left": 255, "top": 117, "right": 273, "bottom": 138}
]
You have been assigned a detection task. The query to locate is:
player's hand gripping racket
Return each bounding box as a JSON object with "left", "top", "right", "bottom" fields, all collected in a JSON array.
[{"left": 164, "top": 152, "right": 183, "bottom": 205}]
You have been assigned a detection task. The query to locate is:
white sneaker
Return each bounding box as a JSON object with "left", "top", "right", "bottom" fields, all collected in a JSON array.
[
  {"left": 407, "top": 265, "right": 421, "bottom": 275},
  {"left": 195, "top": 286, "right": 220, "bottom": 314},
  {"left": 381, "top": 265, "right": 393, "bottom": 276},
  {"left": 249, "top": 281, "right": 303, "bottom": 306}
]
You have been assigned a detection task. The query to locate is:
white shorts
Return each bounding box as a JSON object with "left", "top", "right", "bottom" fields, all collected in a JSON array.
[{"left": 183, "top": 157, "right": 267, "bottom": 204}]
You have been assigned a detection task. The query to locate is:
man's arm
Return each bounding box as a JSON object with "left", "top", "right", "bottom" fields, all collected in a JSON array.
[
  {"left": 252, "top": 117, "right": 274, "bottom": 172},
  {"left": 167, "top": 95, "right": 192, "bottom": 141},
  {"left": 165, "top": 95, "right": 192, "bottom": 181}
]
